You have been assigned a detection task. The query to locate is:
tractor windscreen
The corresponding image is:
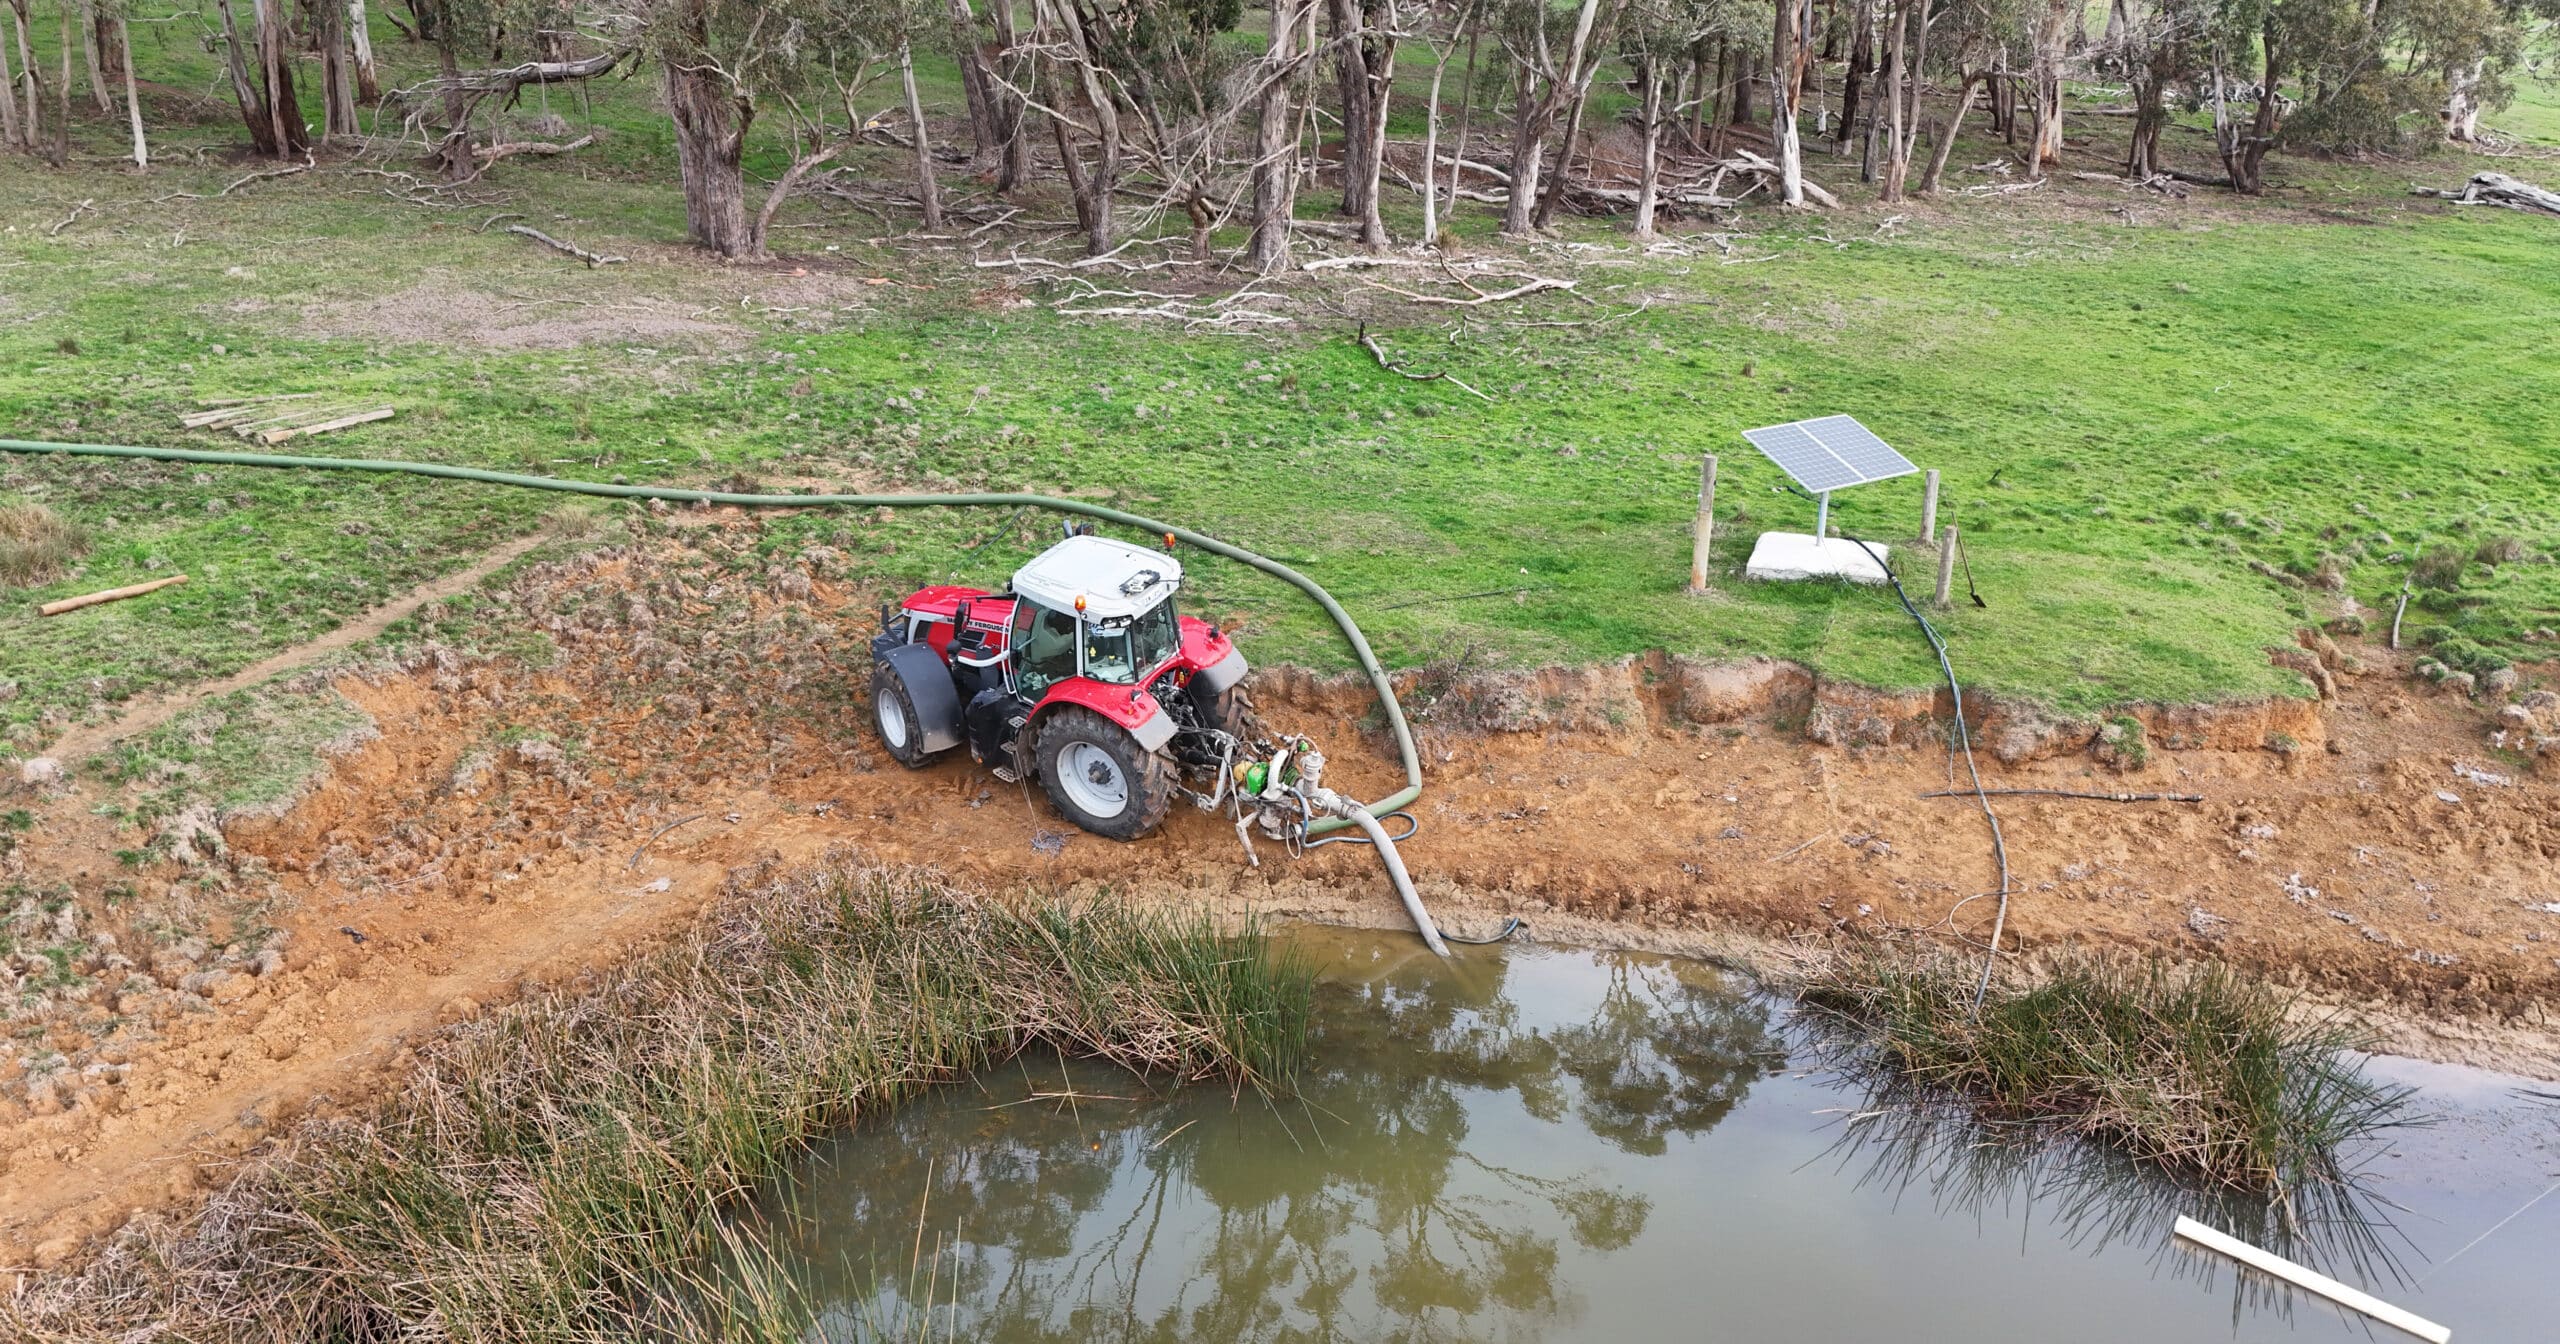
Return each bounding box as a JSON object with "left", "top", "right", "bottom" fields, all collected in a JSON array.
[{"left": 1083, "top": 598, "right": 1181, "bottom": 684}]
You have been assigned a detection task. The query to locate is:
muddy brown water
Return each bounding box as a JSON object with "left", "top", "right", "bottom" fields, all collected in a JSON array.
[{"left": 751, "top": 928, "right": 2555, "bottom": 1342}]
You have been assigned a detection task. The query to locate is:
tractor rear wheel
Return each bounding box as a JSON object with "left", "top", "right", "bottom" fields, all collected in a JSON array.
[
  {"left": 1190, "top": 679, "right": 1261, "bottom": 745},
  {"left": 870, "top": 660, "right": 936, "bottom": 768},
  {"left": 1035, "top": 706, "right": 1176, "bottom": 840}
]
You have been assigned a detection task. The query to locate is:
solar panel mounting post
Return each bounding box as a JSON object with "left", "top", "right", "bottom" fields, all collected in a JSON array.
[{"left": 1815, "top": 491, "right": 1830, "bottom": 538}]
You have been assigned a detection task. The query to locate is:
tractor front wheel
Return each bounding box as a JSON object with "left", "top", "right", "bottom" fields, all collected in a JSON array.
[
  {"left": 870, "top": 661, "right": 936, "bottom": 768},
  {"left": 1036, "top": 706, "right": 1176, "bottom": 840}
]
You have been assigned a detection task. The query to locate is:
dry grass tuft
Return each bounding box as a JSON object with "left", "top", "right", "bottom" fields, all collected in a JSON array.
[
  {"left": 1798, "top": 952, "right": 2411, "bottom": 1193},
  {"left": 0, "top": 500, "right": 88, "bottom": 588},
  {"left": 2, "top": 857, "right": 1309, "bottom": 1342}
]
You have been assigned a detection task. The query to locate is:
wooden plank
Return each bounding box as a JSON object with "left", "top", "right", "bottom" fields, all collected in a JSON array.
[
  {"left": 262, "top": 407, "right": 393, "bottom": 444},
  {"left": 38, "top": 574, "right": 189, "bottom": 617},
  {"left": 227, "top": 405, "right": 361, "bottom": 438},
  {"left": 181, "top": 394, "right": 318, "bottom": 426},
  {"left": 2172, "top": 1217, "right": 2450, "bottom": 1344}
]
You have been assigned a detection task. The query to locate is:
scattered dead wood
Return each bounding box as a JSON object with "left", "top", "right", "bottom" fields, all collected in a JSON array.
[
  {"left": 2413, "top": 171, "right": 2560, "bottom": 217},
  {"left": 422, "top": 49, "right": 630, "bottom": 98},
  {"left": 2070, "top": 171, "right": 2191, "bottom": 198},
  {"left": 1053, "top": 278, "right": 1290, "bottom": 328},
  {"left": 507, "top": 224, "right": 627, "bottom": 267},
  {"left": 1354, "top": 322, "right": 1492, "bottom": 401},
  {"left": 46, "top": 200, "right": 93, "bottom": 236},
  {"left": 1367, "top": 271, "right": 1576, "bottom": 307},
  {"left": 472, "top": 133, "right": 597, "bottom": 168},
  {"left": 39, "top": 574, "right": 188, "bottom": 617},
  {"left": 149, "top": 156, "right": 313, "bottom": 203}
]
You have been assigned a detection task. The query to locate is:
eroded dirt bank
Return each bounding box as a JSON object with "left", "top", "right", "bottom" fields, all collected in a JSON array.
[{"left": 3, "top": 520, "right": 2555, "bottom": 1267}]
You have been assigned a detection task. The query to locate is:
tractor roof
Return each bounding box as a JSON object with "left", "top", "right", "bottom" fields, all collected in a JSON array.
[{"left": 1012, "top": 534, "right": 1183, "bottom": 620}]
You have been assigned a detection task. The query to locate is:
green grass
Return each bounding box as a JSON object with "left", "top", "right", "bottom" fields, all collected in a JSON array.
[
  {"left": 1799, "top": 952, "right": 2414, "bottom": 1192},
  {"left": 1, "top": 860, "right": 1312, "bottom": 1342},
  {"left": 2, "top": 7, "right": 2555, "bottom": 745}
]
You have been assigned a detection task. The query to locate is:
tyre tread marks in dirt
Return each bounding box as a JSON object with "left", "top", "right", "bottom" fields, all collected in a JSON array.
[{"left": 1036, "top": 704, "right": 1177, "bottom": 840}]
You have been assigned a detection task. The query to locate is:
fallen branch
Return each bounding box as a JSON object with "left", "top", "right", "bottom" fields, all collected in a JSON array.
[
  {"left": 40, "top": 574, "right": 189, "bottom": 617},
  {"left": 146, "top": 157, "right": 315, "bottom": 204},
  {"left": 1917, "top": 788, "right": 2203, "bottom": 803},
  {"left": 1355, "top": 322, "right": 1492, "bottom": 401},
  {"left": 47, "top": 199, "right": 94, "bottom": 235},
  {"left": 507, "top": 225, "right": 627, "bottom": 267},
  {"left": 2413, "top": 170, "right": 2560, "bottom": 217},
  {"left": 419, "top": 48, "right": 629, "bottom": 97},
  {"left": 472, "top": 133, "right": 597, "bottom": 166},
  {"left": 1367, "top": 274, "right": 1575, "bottom": 307}
]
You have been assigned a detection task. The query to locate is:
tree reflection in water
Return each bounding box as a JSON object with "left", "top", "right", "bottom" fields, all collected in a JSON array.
[{"left": 756, "top": 937, "right": 1781, "bottom": 1342}]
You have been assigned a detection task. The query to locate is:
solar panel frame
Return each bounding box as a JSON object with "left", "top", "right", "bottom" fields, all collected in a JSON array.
[{"left": 1740, "top": 415, "right": 1918, "bottom": 493}]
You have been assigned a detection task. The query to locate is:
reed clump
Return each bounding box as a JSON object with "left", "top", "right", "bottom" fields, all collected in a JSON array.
[
  {"left": 4, "top": 858, "right": 1310, "bottom": 1342},
  {"left": 1798, "top": 953, "right": 2410, "bottom": 1192}
]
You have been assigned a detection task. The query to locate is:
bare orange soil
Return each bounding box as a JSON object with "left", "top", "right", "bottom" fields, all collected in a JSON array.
[{"left": 2, "top": 524, "right": 2554, "bottom": 1267}]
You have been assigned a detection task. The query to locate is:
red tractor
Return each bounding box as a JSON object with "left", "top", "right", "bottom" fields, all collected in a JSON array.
[{"left": 868, "top": 532, "right": 1255, "bottom": 839}]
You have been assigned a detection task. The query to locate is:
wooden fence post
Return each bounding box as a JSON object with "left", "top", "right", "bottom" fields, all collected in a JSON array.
[
  {"left": 1920, "top": 468, "right": 1940, "bottom": 540},
  {"left": 1934, "top": 525, "right": 1958, "bottom": 608},
  {"left": 1690, "top": 453, "right": 1718, "bottom": 591}
]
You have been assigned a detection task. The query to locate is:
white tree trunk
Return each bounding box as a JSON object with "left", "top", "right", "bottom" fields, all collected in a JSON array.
[
  {"left": 117, "top": 17, "right": 142, "bottom": 165},
  {"left": 1248, "top": 0, "right": 1301, "bottom": 271},
  {"left": 1772, "top": 0, "right": 1806, "bottom": 206},
  {"left": 1445, "top": 22, "right": 1478, "bottom": 229},
  {"left": 1355, "top": 0, "right": 1396, "bottom": 249},
  {"left": 2444, "top": 57, "right": 2485, "bottom": 142},
  {"left": 899, "top": 40, "right": 943, "bottom": 229},
  {"left": 347, "top": 0, "right": 378, "bottom": 101},
  {"left": 0, "top": 5, "right": 18, "bottom": 150},
  {"left": 79, "top": 1, "right": 107, "bottom": 112},
  {"left": 9, "top": 0, "right": 38, "bottom": 151},
  {"left": 1634, "top": 59, "right": 1663, "bottom": 236},
  {"left": 1419, "top": 39, "right": 1448, "bottom": 245}
]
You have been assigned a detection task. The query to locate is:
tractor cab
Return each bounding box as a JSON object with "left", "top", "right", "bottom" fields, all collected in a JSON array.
[
  {"left": 1004, "top": 534, "right": 1186, "bottom": 696},
  {"left": 869, "top": 532, "right": 1254, "bottom": 841}
]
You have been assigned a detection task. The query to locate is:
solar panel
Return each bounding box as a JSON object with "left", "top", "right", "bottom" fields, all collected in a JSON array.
[{"left": 1740, "top": 415, "right": 1918, "bottom": 494}]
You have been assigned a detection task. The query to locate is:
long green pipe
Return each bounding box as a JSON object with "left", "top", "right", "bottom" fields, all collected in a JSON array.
[{"left": 0, "top": 439, "right": 1421, "bottom": 835}]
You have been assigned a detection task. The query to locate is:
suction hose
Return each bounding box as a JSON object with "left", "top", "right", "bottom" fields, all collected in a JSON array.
[
  {"left": 0, "top": 439, "right": 1419, "bottom": 837},
  {"left": 1340, "top": 804, "right": 1450, "bottom": 958}
]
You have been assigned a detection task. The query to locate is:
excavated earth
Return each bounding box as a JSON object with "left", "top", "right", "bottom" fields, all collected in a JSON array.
[{"left": 3, "top": 513, "right": 2557, "bottom": 1268}]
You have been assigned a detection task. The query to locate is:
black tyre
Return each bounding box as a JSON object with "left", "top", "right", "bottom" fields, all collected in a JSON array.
[
  {"left": 1036, "top": 706, "right": 1177, "bottom": 840},
  {"left": 1191, "top": 679, "right": 1262, "bottom": 745},
  {"left": 870, "top": 660, "right": 937, "bottom": 768}
]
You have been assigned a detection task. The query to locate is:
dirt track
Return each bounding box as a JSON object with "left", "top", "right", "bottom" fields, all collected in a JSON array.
[{"left": 3, "top": 522, "right": 2556, "bottom": 1267}]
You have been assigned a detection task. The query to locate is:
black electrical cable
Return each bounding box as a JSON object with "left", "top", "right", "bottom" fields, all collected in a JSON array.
[
  {"left": 1441, "top": 917, "right": 1527, "bottom": 945},
  {"left": 1776, "top": 484, "right": 2012, "bottom": 1014}
]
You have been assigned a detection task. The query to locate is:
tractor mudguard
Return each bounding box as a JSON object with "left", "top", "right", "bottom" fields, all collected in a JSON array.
[
  {"left": 879, "top": 642, "right": 965, "bottom": 754},
  {"left": 1178, "top": 618, "right": 1247, "bottom": 693},
  {"left": 1032, "top": 681, "right": 1176, "bottom": 754}
]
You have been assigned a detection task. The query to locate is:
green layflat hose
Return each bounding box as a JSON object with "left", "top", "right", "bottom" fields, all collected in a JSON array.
[{"left": 0, "top": 438, "right": 1421, "bottom": 835}]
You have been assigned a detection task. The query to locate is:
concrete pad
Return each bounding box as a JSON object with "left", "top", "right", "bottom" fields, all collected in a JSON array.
[{"left": 1744, "top": 532, "right": 1891, "bottom": 585}]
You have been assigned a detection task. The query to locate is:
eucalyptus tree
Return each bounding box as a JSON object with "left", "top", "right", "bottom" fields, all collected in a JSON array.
[
  {"left": 1617, "top": 0, "right": 1718, "bottom": 231},
  {"left": 1495, "top": 0, "right": 1616, "bottom": 234},
  {"left": 632, "top": 0, "right": 916, "bottom": 256}
]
